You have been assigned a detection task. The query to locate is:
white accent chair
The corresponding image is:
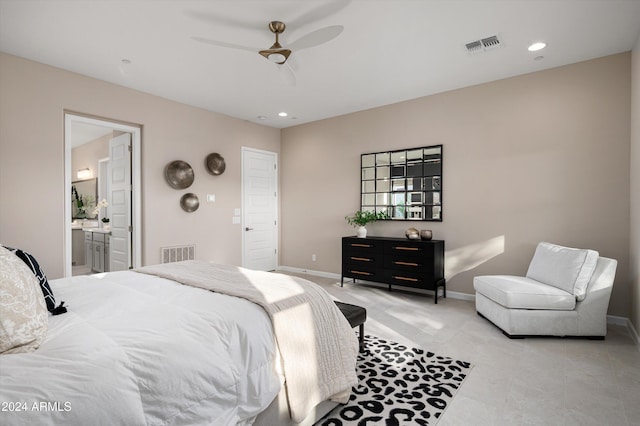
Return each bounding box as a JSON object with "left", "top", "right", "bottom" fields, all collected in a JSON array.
[{"left": 474, "top": 242, "right": 617, "bottom": 339}]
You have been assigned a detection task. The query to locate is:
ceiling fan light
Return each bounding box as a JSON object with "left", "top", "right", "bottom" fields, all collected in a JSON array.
[
  {"left": 268, "top": 53, "right": 286, "bottom": 64},
  {"left": 259, "top": 47, "right": 291, "bottom": 64}
]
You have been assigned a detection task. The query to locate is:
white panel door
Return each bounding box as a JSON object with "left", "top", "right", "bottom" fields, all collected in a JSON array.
[
  {"left": 242, "top": 148, "right": 277, "bottom": 271},
  {"left": 109, "top": 133, "right": 132, "bottom": 271}
]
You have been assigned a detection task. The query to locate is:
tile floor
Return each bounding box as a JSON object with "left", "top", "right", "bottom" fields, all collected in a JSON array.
[{"left": 287, "top": 273, "right": 640, "bottom": 426}]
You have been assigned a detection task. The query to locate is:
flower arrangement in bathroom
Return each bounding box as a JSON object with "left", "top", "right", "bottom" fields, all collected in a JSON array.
[
  {"left": 92, "top": 198, "right": 108, "bottom": 217},
  {"left": 92, "top": 199, "right": 109, "bottom": 229}
]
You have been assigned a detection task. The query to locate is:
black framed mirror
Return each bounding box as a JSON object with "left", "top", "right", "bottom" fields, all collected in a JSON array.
[
  {"left": 361, "top": 145, "right": 442, "bottom": 221},
  {"left": 71, "top": 178, "right": 97, "bottom": 219}
]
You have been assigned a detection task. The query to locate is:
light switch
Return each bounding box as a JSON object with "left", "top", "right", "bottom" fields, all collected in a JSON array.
[
  {"left": 234, "top": 208, "right": 241, "bottom": 216},
  {"left": 207, "top": 194, "right": 215, "bottom": 202},
  {"left": 232, "top": 216, "right": 241, "bottom": 224}
]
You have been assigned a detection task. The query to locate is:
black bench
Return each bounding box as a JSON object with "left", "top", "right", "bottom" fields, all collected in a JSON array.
[{"left": 334, "top": 301, "right": 367, "bottom": 351}]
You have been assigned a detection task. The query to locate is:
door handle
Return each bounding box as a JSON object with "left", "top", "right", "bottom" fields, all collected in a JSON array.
[{"left": 245, "top": 227, "right": 254, "bottom": 231}]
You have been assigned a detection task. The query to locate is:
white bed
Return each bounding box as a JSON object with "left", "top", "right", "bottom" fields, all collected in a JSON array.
[{"left": 0, "top": 263, "right": 358, "bottom": 425}]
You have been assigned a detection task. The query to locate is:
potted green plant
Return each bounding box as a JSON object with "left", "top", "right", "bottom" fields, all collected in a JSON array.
[{"left": 345, "top": 210, "right": 389, "bottom": 238}]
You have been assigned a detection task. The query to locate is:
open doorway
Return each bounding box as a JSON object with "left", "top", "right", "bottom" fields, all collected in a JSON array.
[{"left": 64, "top": 113, "right": 142, "bottom": 277}]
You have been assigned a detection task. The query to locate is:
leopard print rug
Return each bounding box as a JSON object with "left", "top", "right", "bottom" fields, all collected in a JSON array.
[{"left": 317, "top": 335, "right": 472, "bottom": 425}]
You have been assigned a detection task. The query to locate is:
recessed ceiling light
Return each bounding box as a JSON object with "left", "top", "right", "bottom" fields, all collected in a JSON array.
[
  {"left": 121, "top": 58, "right": 132, "bottom": 64},
  {"left": 528, "top": 42, "right": 546, "bottom": 52},
  {"left": 278, "top": 112, "right": 288, "bottom": 117},
  {"left": 257, "top": 115, "right": 267, "bottom": 120},
  {"left": 534, "top": 55, "right": 544, "bottom": 61}
]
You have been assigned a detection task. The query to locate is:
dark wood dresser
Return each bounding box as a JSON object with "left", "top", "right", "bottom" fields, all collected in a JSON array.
[{"left": 341, "top": 236, "right": 445, "bottom": 303}]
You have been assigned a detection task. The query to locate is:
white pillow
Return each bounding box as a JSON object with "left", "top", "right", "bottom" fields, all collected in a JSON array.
[
  {"left": 526, "top": 242, "right": 599, "bottom": 301},
  {"left": 0, "top": 246, "right": 48, "bottom": 354}
]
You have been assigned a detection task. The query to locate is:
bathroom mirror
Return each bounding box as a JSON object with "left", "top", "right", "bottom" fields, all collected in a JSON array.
[
  {"left": 361, "top": 145, "right": 442, "bottom": 221},
  {"left": 71, "top": 178, "right": 97, "bottom": 219}
]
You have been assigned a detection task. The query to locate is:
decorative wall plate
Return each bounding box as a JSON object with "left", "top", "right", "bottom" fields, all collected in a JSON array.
[
  {"left": 180, "top": 193, "right": 199, "bottom": 212},
  {"left": 164, "top": 160, "right": 194, "bottom": 189},
  {"left": 205, "top": 153, "right": 226, "bottom": 175}
]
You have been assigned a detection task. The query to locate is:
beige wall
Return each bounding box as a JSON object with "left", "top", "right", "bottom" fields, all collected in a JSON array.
[
  {"left": 71, "top": 133, "right": 110, "bottom": 184},
  {"left": 281, "top": 53, "right": 632, "bottom": 318},
  {"left": 0, "top": 52, "right": 280, "bottom": 279},
  {"left": 631, "top": 35, "right": 640, "bottom": 333},
  {"left": 0, "top": 51, "right": 634, "bottom": 320}
]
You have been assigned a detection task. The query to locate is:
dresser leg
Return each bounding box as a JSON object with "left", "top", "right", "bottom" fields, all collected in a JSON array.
[{"left": 434, "top": 279, "right": 446, "bottom": 304}]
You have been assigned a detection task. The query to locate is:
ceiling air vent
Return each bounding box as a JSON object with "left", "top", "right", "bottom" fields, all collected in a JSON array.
[
  {"left": 465, "top": 34, "right": 503, "bottom": 54},
  {"left": 465, "top": 40, "right": 483, "bottom": 53}
]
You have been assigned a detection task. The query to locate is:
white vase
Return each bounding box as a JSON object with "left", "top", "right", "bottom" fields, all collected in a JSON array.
[{"left": 356, "top": 225, "right": 367, "bottom": 238}]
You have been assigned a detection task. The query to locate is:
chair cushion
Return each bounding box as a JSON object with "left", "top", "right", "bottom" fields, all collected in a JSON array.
[
  {"left": 474, "top": 275, "right": 576, "bottom": 310},
  {"left": 526, "top": 242, "right": 599, "bottom": 301}
]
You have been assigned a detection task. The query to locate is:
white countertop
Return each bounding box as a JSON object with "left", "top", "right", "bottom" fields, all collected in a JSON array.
[
  {"left": 71, "top": 225, "right": 111, "bottom": 234},
  {"left": 83, "top": 228, "right": 111, "bottom": 234}
]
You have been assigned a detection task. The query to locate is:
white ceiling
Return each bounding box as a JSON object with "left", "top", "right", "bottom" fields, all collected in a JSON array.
[{"left": 1, "top": 1, "right": 639, "bottom": 129}]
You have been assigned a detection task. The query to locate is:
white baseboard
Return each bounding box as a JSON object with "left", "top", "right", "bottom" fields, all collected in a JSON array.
[
  {"left": 608, "top": 315, "right": 640, "bottom": 349},
  {"left": 629, "top": 320, "right": 640, "bottom": 349},
  {"left": 278, "top": 265, "right": 639, "bottom": 350},
  {"left": 606, "top": 314, "right": 628, "bottom": 327},
  {"left": 277, "top": 266, "right": 475, "bottom": 302},
  {"left": 277, "top": 266, "right": 341, "bottom": 280}
]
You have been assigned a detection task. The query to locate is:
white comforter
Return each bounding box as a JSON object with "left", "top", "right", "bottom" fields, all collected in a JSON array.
[
  {"left": 0, "top": 271, "right": 282, "bottom": 426},
  {"left": 137, "top": 261, "right": 359, "bottom": 423}
]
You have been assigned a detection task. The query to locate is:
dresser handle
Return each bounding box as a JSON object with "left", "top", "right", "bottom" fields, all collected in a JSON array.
[
  {"left": 351, "top": 243, "right": 372, "bottom": 248},
  {"left": 394, "top": 261, "right": 418, "bottom": 266},
  {"left": 393, "top": 276, "right": 418, "bottom": 282},
  {"left": 394, "top": 246, "right": 419, "bottom": 251},
  {"left": 350, "top": 270, "right": 372, "bottom": 276},
  {"left": 351, "top": 257, "right": 372, "bottom": 262}
]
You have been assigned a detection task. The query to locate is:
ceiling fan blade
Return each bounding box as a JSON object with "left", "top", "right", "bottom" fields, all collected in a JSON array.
[
  {"left": 278, "top": 63, "right": 297, "bottom": 86},
  {"left": 184, "top": 10, "right": 264, "bottom": 32},
  {"left": 289, "top": 0, "right": 351, "bottom": 28},
  {"left": 191, "top": 36, "right": 257, "bottom": 53},
  {"left": 289, "top": 25, "right": 344, "bottom": 51}
]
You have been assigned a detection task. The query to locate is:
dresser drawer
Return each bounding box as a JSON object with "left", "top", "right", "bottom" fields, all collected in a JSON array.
[
  {"left": 384, "top": 240, "right": 433, "bottom": 257},
  {"left": 384, "top": 256, "right": 433, "bottom": 274},
  {"left": 342, "top": 264, "right": 384, "bottom": 281},
  {"left": 342, "top": 238, "right": 384, "bottom": 255},
  {"left": 345, "top": 252, "right": 383, "bottom": 267},
  {"left": 384, "top": 270, "right": 435, "bottom": 290}
]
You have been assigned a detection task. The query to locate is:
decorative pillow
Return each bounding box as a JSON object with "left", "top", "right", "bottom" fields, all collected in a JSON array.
[
  {"left": 0, "top": 245, "right": 48, "bottom": 354},
  {"left": 526, "top": 242, "right": 599, "bottom": 300},
  {"left": 1, "top": 245, "right": 66, "bottom": 315}
]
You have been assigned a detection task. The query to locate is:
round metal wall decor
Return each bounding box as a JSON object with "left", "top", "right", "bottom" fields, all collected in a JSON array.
[
  {"left": 205, "top": 153, "right": 226, "bottom": 176},
  {"left": 180, "top": 193, "right": 199, "bottom": 212},
  {"left": 164, "top": 160, "right": 194, "bottom": 189}
]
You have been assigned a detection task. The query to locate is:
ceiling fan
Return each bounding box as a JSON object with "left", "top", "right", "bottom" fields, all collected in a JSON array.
[{"left": 192, "top": 21, "right": 343, "bottom": 82}]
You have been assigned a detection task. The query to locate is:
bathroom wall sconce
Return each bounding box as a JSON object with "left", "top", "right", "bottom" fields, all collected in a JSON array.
[{"left": 77, "top": 168, "right": 92, "bottom": 180}]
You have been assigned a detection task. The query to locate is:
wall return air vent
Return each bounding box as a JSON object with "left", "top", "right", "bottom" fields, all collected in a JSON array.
[
  {"left": 161, "top": 244, "right": 195, "bottom": 263},
  {"left": 465, "top": 35, "right": 503, "bottom": 54}
]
